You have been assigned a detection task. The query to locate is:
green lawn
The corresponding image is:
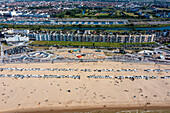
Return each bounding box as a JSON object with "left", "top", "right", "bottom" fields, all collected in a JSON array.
[
  {"left": 164, "top": 43, "right": 170, "bottom": 45},
  {"left": 97, "top": 13, "right": 109, "bottom": 16},
  {"left": 30, "top": 41, "right": 156, "bottom": 48},
  {"left": 1, "top": 23, "right": 170, "bottom": 30},
  {"left": 124, "top": 12, "right": 138, "bottom": 17}
]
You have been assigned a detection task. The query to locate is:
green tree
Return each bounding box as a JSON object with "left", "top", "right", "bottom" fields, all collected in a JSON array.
[
  {"left": 70, "top": 12, "right": 75, "bottom": 17},
  {"left": 58, "top": 12, "right": 65, "bottom": 18}
]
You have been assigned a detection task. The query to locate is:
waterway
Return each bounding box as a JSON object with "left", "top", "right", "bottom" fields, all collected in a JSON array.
[
  {"left": 55, "top": 26, "right": 170, "bottom": 31},
  {"left": 0, "top": 21, "right": 125, "bottom": 25},
  {"left": 0, "top": 21, "right": 169, "bottom": 31}
]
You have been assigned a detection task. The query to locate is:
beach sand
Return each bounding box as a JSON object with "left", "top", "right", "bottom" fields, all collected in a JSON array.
[{"left": 0, "top": 61, "right": 170, "bottom": 113}]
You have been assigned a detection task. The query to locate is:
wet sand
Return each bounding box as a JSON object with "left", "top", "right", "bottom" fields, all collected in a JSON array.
[
  {"left": 0, "top": 61, "right": 170, "bottom": 113},
  {"left": 4, "top": 106, "right": 170, "bottom": 113}
]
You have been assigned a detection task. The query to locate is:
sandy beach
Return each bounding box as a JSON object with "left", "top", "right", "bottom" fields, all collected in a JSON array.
[{"left": 0, "top": 61, "right": 170, "bottom": 113}]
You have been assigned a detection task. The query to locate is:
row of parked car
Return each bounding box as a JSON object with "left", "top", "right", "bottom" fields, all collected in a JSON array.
[
  {"left": 122, "top": 44, "right": 158, "bottom": 48},
  {"left": 29, "top": 44, "right": 158, "bottom": 50},
  {"left": 4, "top": 46, "right": 33, "bottom": 55}
]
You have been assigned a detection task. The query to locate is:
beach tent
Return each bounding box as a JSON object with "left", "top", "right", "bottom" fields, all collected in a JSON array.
[
  {"left": 95, "top": 50, "right": 101, "bottom": 52},
  {"left": 77, "top": 55, "right": 82, "bottom": 58},
  {"left": 74, "top": 50, "right": 78, "bottom": 52},
  {"left": 81, "top": 54, "right": 86, "bottom": 56},
  {"left": 68, "top": 50, "right": 73, "bottom": 53}
]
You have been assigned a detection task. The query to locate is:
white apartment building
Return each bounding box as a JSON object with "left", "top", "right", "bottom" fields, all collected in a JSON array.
[{"left": 5, "top": 35, "right": 29, "bottom": 42}]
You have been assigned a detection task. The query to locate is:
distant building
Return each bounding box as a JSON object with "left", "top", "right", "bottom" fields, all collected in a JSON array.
[
  {"left": 0, "top": 11, "right": 9, "bottom": 16},
  {"left": 18, "top": 13, "right": 50, "bottom": 18},
  {"left": 6, "top": 29, "right": 30, "bottom": 34},
  {"left": 156, "top": 37, "right": 170, "bottom": 43},
  {"left": 5, "top": 35, "right": 29, "bottom": 42},
  {"left": 9, "top": 11, "right": 17, "bottom": 17},
  {"left": 32, "top": 33, "right": 156, "bottom": 43}
]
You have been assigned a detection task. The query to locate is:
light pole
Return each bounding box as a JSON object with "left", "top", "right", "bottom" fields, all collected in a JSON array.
[{"left": 0, "top": 42, "right": 4, "bottom": 63}]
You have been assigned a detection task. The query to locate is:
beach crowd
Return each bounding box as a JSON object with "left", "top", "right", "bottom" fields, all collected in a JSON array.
[
  {"left": 0, "top": 74, "right": 170, "bottom": 81},
  {"left": 0, "top": 68, "right": 169, "bottom": 72}
]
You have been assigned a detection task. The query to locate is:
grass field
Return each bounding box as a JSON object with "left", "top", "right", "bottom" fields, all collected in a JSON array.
[
  {"left": 125, "top": 12, "right": 138, "bottom": 17},
  {"left": 164, "top": 43, "right": 170, "bottom": 45},
  {"left": 1, "top": 23, "right": 170, "bottom": 30},
  {"left": 30, "top": 41, "right": 156, "bottom": 47}
]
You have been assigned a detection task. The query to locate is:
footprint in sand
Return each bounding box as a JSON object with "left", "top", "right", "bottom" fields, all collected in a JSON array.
[
  {"left": 124, "top": 90, "right": 129, "bottom": 92},
  {"left": 2, "top": 93, "right": 5, "bottom": 96},
  {"left": 138, "top": 88, "right": 143, "bottom": 93},
  {"left": 153, "top": 95, "right": 157, "bottom": 97}
]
